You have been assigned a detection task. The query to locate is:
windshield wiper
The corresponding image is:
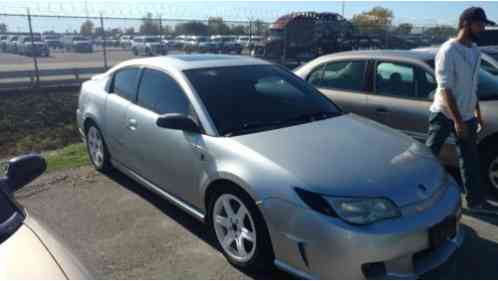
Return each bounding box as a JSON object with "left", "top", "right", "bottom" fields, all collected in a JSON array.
[
  {"left": 223, "top": 120, "right": 290, "bottom": 137},
  {"left": 284, "top": 111, "right": 341, "bottom": 124},
  {"left": 222, "top": 111, "right": 340, "bottom": 137}
]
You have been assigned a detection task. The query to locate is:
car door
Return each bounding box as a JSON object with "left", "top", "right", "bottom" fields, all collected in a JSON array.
[
  {"left": 104, "top": 67, "right": 141, "bottom": 166},
  {"left": 124, "top": 68, "right": 205, "bottom": 206},
  {"left": 364, "top": 61, "right": 431, "bottom": 141},
  {"left": 367, "top": 60, "right": 459, "bottom": 164},
  {"left": 306, "top": 60, "right": 370, "bottom": 115}
]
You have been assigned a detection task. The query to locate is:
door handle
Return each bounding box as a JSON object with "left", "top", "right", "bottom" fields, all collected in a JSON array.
[{"left": 127, "top": 118, "right": 137, "bottom": 131}]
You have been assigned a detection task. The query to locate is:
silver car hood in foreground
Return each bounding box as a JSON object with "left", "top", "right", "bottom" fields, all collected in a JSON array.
[
  {"left": 233, "top": 114, "right": 445, "bottom": 207},
  {"left": 0, "top": 215, "right": 91, "bottom": 279}
]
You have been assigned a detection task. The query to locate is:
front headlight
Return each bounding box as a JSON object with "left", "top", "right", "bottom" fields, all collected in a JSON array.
[
  {"left": 326, "top": 197, "right": 400, "bottom": 225},
  {"left": 295, "top": 188, "right": 400, "bottom": 225}
]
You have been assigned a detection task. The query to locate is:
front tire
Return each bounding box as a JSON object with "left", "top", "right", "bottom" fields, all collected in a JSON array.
[
  {"left": 86, "top": 124, "right": 112, "bottom": 172},
  {"left": 482, "top": 145, "right": 498, "bottom": 196},
  {"left": 208, "top": 188, "right": 274, "bottom": 273}
]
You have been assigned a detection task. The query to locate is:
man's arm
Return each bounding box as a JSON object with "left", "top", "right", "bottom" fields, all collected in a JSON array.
[
  {"left": 435, "top": 46, "right": 468, "bottom": 139},
  {"left": 475, "top": 101, "right": 483, "bottom": 131},
  {"left": 441, "top": 88, "right": 468, "bottom": 138}
]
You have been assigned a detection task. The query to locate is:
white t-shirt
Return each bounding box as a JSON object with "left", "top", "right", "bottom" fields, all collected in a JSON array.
[{"left": 430, "top": 39, "right": 481, "bottom": 121}]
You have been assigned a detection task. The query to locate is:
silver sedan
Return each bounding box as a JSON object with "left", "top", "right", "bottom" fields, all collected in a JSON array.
[{"left": 77, "top": 54, "right": 463, "bottom": 279}]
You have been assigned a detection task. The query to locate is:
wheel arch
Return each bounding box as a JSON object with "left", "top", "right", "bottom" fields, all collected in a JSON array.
[{"left": 478, "top": 132, "right": 498, "bottom": 155}]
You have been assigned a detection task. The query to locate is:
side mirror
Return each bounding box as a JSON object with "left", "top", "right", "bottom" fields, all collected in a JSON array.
[
  {"left": 156, "top": 113, "right": 202, "bottom": 134},
  {"left": 6, "top": 154, "right": 46, "bottom": 193}
]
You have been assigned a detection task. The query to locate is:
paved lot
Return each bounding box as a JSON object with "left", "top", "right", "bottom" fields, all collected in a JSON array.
[
  {"left": 0, "top": 49, "right": 139, "bottom": 71},
  {"left": 15, "top": 165, "right": 498, "bottom": 279}
]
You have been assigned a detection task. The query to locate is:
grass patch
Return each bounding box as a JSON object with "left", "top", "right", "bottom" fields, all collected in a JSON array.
[{"left": 45, "top": 143, "right": 89, "bottom": 172}]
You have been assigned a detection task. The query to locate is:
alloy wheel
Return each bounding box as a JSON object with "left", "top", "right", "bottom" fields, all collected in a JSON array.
[
  {"left": 213, "top": 194, "right": 257, "bottom": 263},
  {"left": 87, "top": 127, "right": 105, "bottom": 168}
]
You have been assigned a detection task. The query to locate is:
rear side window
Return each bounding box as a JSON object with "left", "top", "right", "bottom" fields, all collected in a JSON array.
[
  {"left": 137, "top": 69, "right": 192, "bottom": 115},
  {"left": 376, "top": 62, "right": 415, "bottom": 97},
  {"left": 311, "top": 61, "right": 366, "bottom": 92},
  {"left": 113, "top": 68, "right": 140, "bottom": 102}
]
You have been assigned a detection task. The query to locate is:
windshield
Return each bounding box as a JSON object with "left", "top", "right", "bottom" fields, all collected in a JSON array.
[
  {"left": 145, "top": 37, "right": 161, "bottom": 43},
  {"left": 184, "top": 65, "right": 341, "bottom": 136},
  {"left": 73, "top": 37, "right": 88, "bottom": 41}
]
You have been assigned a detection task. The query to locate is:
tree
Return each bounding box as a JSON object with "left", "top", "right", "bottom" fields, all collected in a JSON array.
[
  {"left": 352, "top": 6, "right": 394, "bottom": 34},
  {"left": 124, "top": 27, "right": 135, "bottom": 35},
  {"left": 175, "top": 21, "right": 208, "bottom": 35},
  {"left": 395, "top": 23, "right": 413, "bottom": 34},
  {"left": 140, "top": 13, "right": 160, "bottom": 35},
  {"left": 80, "top": 20, "right": 95, "bottom": 36},
  {"left": 207, "top": 17, "right": 230, "bottom": 35},
  {"left": 0, "top": 23, "right": 7, "bottom": 33},
  {"left": 251, "top": 20, "right": 269, "bottom": 36},
  {"left": 230, "top": 25, "right": 246, "bottom": 35},
  {"left": 423, "top": 25, "right": 457, "bottom": 39}
]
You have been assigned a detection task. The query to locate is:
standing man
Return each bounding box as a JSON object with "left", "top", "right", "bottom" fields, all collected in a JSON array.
[{"left": 426, "top": 7, "right": 497, "bottom": 214}]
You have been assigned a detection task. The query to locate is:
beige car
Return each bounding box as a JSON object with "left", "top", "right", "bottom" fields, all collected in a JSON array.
[
  {"left": 0, "top": 154, "right": 91, "bottom": 279},
  {"left": 295, "top": 50, "right": 498, "bottom": 194}
]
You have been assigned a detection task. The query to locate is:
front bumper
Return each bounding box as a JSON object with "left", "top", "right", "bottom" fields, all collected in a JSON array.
[{"left": 261, "top": 183, "right": 463, "bottom": 279}]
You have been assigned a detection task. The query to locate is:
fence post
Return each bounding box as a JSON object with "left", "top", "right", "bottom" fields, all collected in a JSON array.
[
  {"left": 100, "top": 14, "right": 108, "bottom": 69},
  {"left": 27, "top": 8, "right": 40, "bottom": 87}
]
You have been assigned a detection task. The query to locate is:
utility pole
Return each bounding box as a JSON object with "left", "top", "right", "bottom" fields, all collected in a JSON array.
[
  {"left": 342, "top": 1, "right": 345, "bottom": 17},
  {"left": 100, "top": 13, "right": 108, "bottom": 69},
  {"left": 85, "top": 0, "right": 89, "bottom": 19},
  {"left": 27, "top": 8, "right": 40, "bottom": 87}
]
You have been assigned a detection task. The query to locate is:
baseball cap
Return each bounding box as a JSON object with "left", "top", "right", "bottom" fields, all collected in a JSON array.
[{"left": 460, "top": 7, "right": 496, "bottom": 26}]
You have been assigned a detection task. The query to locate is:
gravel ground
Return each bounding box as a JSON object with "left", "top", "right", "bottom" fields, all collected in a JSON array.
[{"left": 14, "top": 165, "right": 498, "bottom": 279}]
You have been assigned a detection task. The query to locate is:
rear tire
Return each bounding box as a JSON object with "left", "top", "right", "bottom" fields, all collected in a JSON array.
[
  {"left": 85, "top": 123, "right": 112, "bottom": 173},
  {"left": 208, "top": 187, "right": 274, "bottom": 273}
]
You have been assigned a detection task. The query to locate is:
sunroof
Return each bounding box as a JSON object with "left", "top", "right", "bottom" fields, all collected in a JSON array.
[{"left": 172, "top": 54, "right": 237, "bottom": 62}]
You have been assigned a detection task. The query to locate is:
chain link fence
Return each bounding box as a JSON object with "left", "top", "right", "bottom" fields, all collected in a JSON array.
[{"left": 0, "top": 11, "right": 451, "bottom": 90}]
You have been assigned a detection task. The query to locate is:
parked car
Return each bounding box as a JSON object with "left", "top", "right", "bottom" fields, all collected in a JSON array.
[
  {"left": 130, "top": 36, "right": 167, "bottom": 56},
  {"left": 119, "top": 35, "right": 134, "bottom": 49},
  {"left": 172, "top": 35, "right": 188, "bottom": 49},
  {"left": 236, "top": 35, "right": 250, "bottom": 47},
  {"left": 0, "top": 35, "right": 9, "bottom": 52},
  {"left": 414, "top": 46, "right": 498, "bottom": 75},
  {"left": 295, "top": 50, "right": 498, "bottom": 195},
  {"left": 43, "top": 34, "right": 63, "bottom": 49},
  {"left": 17, "top": 35, "right": 50, "bottom": 57},
  {"left": 63, "top": 35, "right": 93, "bottom": 53},
  {"left": 0, "top": 154, "right": 91, "bottom": 279},
  {"left": 77, "top": 54, "right": 463, "bottom": 279},
  {"left": 183, "top": 36, "right": 216, "bottom": 53},
  {"left": 210, "top": 35, "right": 243, "bottom": 54},
  {"left": 6, "top": 35, "right": 20, "bottom": 53}
]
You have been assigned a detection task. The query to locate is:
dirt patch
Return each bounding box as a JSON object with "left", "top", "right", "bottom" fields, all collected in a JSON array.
[{"left": 0, "top": 90, "right": 81, "bottom": 159}]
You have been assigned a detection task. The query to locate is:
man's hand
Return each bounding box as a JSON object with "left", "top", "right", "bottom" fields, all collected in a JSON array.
[{"left": 454, "top": 121, "right": 469, "bottom": 140}]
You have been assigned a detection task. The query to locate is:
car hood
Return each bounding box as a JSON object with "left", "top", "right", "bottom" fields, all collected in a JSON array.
[
  {"left": 232, "top": 114, "right": 446, "bottom": 207},
  {"left": 21, "top": 215, "right": 92, "bottom": 279},
  {"left": 0, "top": 224, "right": 66, "bottom": 279}
]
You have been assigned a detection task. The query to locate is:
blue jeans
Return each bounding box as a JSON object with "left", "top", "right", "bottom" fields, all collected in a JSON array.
[{"left": 425, "top": 112, "right": 484, "bottom": 206}]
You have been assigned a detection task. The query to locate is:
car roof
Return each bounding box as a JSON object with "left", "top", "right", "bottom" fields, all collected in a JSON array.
[
  {"left": 320, "top": 50, "right": 436, "bottom": 62},
  {"left": 114, "top": 54, "right": 271, "bottom": 71}
]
